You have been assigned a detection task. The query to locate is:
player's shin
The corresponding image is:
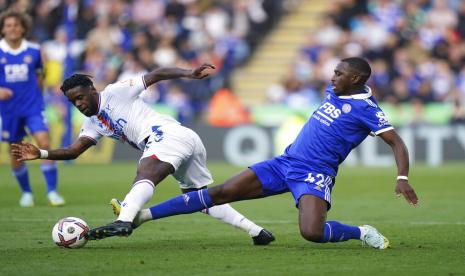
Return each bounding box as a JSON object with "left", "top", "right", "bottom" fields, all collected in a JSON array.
[
  {"left": 13, "top": 164, "right": 32, "bottom": 193},
  {"left": 203, "top": 204, "right": 262, "bottom": 237},
  {"left": 117, "top": 179, "right": 154, "bottom": 222},
  {"left": 322, "top": 221, "right": 361, "bottom": 242},
  {"left": 149, "top": 189, "right": 213, "bottom": 219},
  {"left": 41, "top": 162, "right": 58, "bottom": 193}
]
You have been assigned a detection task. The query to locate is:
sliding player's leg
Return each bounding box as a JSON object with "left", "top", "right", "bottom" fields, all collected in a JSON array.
[
  {"left": 140, "top": 169, "right": 267, "bottom": 221},
  {"left": 131, "top": 157, "right": 289, "bottom": 229},
  {"left": 183, "top": 187, "right": 275, "bottom": 245},
  {"left": 109, "top": 185, "right": 275, "bottom": 245},
  {"left": 293, "top": 178, "right": 389, "bottom": 249},
  {"left": 87, "top": 156, "right": 173, "bottom": 240}
]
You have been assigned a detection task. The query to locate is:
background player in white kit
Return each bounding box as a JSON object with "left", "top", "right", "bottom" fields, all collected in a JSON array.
[{"left": 11, "top": 63, "right": 275, "bottom": 245}]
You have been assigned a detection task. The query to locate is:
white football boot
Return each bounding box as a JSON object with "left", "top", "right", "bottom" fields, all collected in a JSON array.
[
  {"left": 19, "top": 192, "right": 34, "bottom": 207},
  {"left": 48, "top": 191, "right": 66, "bottom": 207},
  {"left": 360, "top": 225, "right": 390, "bottom": 249}
]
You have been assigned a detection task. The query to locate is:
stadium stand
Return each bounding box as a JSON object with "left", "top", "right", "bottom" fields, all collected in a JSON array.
[{"left": 2, "top": 0, "right": 464, "bottom": 128}]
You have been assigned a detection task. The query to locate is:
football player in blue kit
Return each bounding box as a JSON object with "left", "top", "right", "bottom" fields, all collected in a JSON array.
[
  {"left": 87, "top": 57, "right": 418, "bottom": 249},
  {"left": 0, "top": 11, "right": 64, "bottom": 207}
]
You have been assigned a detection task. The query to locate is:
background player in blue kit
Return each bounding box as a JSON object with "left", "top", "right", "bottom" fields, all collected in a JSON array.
[
  {"left": 86, "top": 57, "right": 418, "bottom": 249},
  {"left": 0, "top": 10, "right": 64, "bottom": 207}
]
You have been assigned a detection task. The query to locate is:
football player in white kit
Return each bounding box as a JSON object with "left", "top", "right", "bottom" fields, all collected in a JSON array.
[{"left": 11, "top": 63, "right": 275, "bottom": 245}]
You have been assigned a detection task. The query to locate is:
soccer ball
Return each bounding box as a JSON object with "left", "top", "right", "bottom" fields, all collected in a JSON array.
[{"left": 52, "top": 217, "right": 89, "bottom": 249}]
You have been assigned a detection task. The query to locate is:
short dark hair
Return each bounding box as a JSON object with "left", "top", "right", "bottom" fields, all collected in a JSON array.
[
  {"left": 0, "top": 10, "right": 31, "bottom": 38},
  {"left": 60, "top": 74, "right": 94, "bottom": 95},
  {"left": 341, "top": 57, "right": 372, "bottom": 83}
]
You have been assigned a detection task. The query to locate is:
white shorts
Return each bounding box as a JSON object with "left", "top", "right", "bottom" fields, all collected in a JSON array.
[{"left": 140, "top": 124, "right": 213, "bottom": 189}]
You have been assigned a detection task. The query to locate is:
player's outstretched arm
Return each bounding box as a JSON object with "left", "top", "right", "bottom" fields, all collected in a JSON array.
[
  {"left": 143, "top": 63, "right": 216, "bottom": 87},
  {"left": 11, "top": 137, "right": 95, "bottom": 161},
  {"left": 379, "top": 129, "right": 419, "bottom": 206}
]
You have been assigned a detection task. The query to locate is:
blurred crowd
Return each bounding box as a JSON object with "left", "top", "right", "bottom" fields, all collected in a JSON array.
[
  {"left": 3, "top": 0, "right": 464, "bottom": 126},
  {"left": 2, "top": 0, "right": 286, "bottom": 124},
  {"left": 268, "top": 0, "right": 465, "bottom": 124}
]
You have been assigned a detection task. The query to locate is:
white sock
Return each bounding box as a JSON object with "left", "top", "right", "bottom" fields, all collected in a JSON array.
[
  {"left": 133, "top": 209, "right": 153, "bottom": 227},
  {"left": 359, "top": 226, "right": 367, "bottom": 240},
  {"left": 203, "top": 204, "right": 263, "bottom": 237},
  {"left": 117, "top": 180, "right": 154, "bottom": 222}
]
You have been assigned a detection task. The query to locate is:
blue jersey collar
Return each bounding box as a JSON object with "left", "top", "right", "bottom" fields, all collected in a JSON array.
[{"left": 0, "top": 39, "right": 28, "bottom": 55}]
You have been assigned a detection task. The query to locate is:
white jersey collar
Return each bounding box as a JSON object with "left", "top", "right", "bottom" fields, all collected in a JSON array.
[
  {"left": 0, "top": 39, "right": 28, "bottom": 55},
  {"left": 338, "top": 86, "right": 372, "bottom": 99}
]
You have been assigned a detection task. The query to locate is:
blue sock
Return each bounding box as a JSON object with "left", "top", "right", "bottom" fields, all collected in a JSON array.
[
  {"left": 149, "top": 189, "right": 213, "bottom": 220},
  {"left": 41, "top": 163, "right": 58, "bottom": 193},
  {"left": 322, "top": 221, "right": 361, "bottom": 242},
  {"left": 13, "top": 164, "right": 31, "bottom": 193}
]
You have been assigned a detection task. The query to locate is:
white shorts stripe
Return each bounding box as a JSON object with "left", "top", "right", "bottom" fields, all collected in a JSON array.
[
  {"left": 326, "top": 222, "right": 332, "bottom": 240},
  {"left": 198, "top": 190, "right": 208, "bottom": 208},
  {"left": 325, "top": 185, "right": 331, "bottom": 203}
]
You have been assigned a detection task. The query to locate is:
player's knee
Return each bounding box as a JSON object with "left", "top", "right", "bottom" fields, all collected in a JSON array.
[
  {"left": 300, "top": 227, "right": 324, "bottom": 242},
  {"left": 136, "top": 159, "right": 173, "bottom": 184},
  {"left": 208, "top": 185, "right": 232, "bottom": 205}
]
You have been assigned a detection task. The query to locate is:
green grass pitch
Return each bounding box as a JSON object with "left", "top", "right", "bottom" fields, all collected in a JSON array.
[{"left": 1, "top": 162, "right": 464, "bottom": 275}]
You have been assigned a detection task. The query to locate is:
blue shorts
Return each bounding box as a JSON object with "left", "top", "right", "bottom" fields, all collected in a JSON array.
[
  {"left": 250, "top": 156, "right": 335, "bottom": 210},
  {"left": 0, "top": 112, "right": 48, "bottom": 142}
]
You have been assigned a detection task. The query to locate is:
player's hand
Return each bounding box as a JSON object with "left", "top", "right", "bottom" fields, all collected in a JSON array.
[
  {"left": 189, "top": 63, "right": 216, "bottom": 79},
  {"left": 395, "top": 180, "right": 418, "bottom": 206},
  {"left": 0, "top": 87, "right": 13, "bottom": 100},
  {"left": 11, "top": 142, "right": 41, "bottom": 161}
]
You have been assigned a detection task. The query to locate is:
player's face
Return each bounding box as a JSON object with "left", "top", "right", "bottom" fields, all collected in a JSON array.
[
  {"left": 66, "top": 86, "right": 99, "bottom": 117},
  {"left": 331, "top": 62, "right": 356, "bottom": 95},
  {"left": 1, "top": 17, "right": 25, "bottom": 43}
]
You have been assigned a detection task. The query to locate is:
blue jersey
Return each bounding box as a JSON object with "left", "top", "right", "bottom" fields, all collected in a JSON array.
[
  {"left": 283, "top": 85, "right": 393, "bottom": 178},
  {"left": 0, "top": 39, "right": 44, "bottom": 116}
]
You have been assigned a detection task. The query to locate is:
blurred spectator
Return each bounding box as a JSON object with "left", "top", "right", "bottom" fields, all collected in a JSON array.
[
  {"left": 271, "top": 0, "right": 465, "bottom": 125},
  {"left": 8, "top": 0, "right": 463, "bottom": 126},
  {"left": 10, "top": 0, "right": 285, "bottom": 124}
]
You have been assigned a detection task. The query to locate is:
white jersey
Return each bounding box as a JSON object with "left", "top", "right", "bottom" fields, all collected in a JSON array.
[{"left": 79, "top": 76, "right": 179, "bottom": 150}]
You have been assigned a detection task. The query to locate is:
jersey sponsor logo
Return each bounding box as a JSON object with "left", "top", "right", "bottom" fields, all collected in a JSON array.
[
  {"left": 375, "top": 111, "right": 389, "bottom": 127},
  {"left": 319, "top": 102, "right": 341, "bottom": 119},
  {"left": 96, "top": 111, "right": 138, "bottom": 149},
  {"left": 313, "top": 102, "right": 341, "bottom": 126},
  {"left": 4, "top": 64, "right": 29, "bottom": 82}
]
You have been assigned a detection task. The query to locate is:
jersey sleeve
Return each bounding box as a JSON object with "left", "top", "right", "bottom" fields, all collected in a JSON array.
[
  {"left": 78, "top": 118, "right": 102, "bottom": 144},
  {"left": 360, "top": 105, "right": 394, "bottom": 136},
  {"left": 103, "top": 76, "right": 146, "bottom": 100}
]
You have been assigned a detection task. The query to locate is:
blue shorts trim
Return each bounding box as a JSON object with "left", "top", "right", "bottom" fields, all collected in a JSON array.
[
  {"left": 1, "top": 112, "right": 48, "bottom": 142},
  {"left": 250, "top": 156, "right": 334, "bottom": 210}
]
